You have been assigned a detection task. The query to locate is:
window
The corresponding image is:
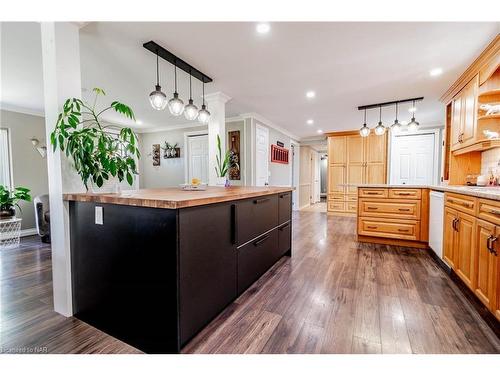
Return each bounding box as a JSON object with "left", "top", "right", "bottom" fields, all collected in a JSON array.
[{"left": 0, "top": 128, "right": 12, "bottom": 188}]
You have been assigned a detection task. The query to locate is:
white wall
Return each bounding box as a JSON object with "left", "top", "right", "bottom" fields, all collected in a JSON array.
[
  {"left": 138, "top": 126, "right": 208, "bottom": 188},
  {"left": 0, "top": 110, "right": 49, "bottom": 230}
]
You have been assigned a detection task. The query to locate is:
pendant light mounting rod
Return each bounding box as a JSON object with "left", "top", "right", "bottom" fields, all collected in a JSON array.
[
  {"left": 358, "top": 97, "right": 423, "bottom": 111},
  {"left": 143, "top": 41, "right": 213, "bottom": 83}
]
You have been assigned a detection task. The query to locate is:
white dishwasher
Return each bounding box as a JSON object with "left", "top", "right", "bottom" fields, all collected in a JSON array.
[{"left": 429, "top": 191, "right": 445, "bottom": 258}]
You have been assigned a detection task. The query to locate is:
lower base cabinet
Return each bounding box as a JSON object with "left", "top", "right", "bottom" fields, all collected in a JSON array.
[{"left": 474, "top": 219, "right": 497, "bottom": 310}]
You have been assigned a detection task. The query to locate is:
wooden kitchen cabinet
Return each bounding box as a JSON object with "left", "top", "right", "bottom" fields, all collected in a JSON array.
[
  {"left": 443, "top": 206, "right": 458, "bottom": 269},
  {"left": 327, "top": 131, "right": 387, "bottom": 215},
  {"left": 451, "top": 94, "right": 463, "bottom": 150},
  {"left": 455, "top": 211, "right": 476, "bottom": 289},
  {"left": 474, "top": 219, "right": 497, "bottom": 309},
  {"left": 450, "top": 75, "right": 479, "bottom": 152}
]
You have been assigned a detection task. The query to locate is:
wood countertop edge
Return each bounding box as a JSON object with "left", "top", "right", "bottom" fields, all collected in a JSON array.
[{"left": 63, "top": 187, "right": 294, "bottom": 209}]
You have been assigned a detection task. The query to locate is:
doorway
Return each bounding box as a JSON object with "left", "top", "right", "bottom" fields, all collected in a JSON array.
[
  {"left": 320, "top": 154, "right": 328, "bottom": 200},
  {"left": 255, "top": 124, "right": 269, "bottom": 186},
  {"left": 390, "top": 132, "right": 439, "bottom": 185},
  {"left": 187, "top": 134, "right": 209, "bottom": 184}
]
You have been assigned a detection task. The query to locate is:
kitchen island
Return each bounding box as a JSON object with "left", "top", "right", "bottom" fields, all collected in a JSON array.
[{"left": 64, "top": 186, "right": 293, "bottom": 353}]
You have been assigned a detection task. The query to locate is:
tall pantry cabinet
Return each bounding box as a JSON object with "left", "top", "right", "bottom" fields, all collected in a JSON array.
[{"left": 327, "top": 131, "right": 388, "bottom": 214}]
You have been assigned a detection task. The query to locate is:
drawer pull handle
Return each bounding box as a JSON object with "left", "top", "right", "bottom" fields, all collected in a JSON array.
[
  {"left": 487, "top": 235, "right": 498, "bottom": 255},
  {"left": 398, "top": 229, "right": 409, "bottom": 232},
  {"left": 367, "top": 226, "right": 378, "bottom": 229},
  {"left": 398, "top": 208, "right": 411, "bottom": 212},
  {"left": 367, "top": 206, "right": 378, "bottom": 210},
  {"left": 488, "top": 209, "right": 500, "bottom": 216},
  {"left": 448, "top": 199, "right": 472, "bottom": 208},
  {"left": 396, "top": 192, "right": 412, "bottom": 196},
  {"left": 254, "top": 198, "right": 270, "bottom": 204},
  {"left": 365, "top": 192, "right": 380, "bottom": 195},
  {"left": 279, "top": 223, "right": 290, "bottom": 231},
  {"left": 279, "top": 193, "right": 290, "bottom": 198},
  {"left": 254, "top": 235, "right": 270, "bottom": 246}
]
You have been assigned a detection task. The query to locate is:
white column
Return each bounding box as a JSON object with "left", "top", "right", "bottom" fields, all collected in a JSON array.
[
  {"left": 41, "top": 22, "right": 84, "bottom": 316},
  {"left": 205, "top": 92, "right": 231, "bottom": 186}
]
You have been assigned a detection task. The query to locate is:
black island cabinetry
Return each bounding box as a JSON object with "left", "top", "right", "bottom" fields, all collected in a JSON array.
[{"left": 69, "top": 189, "right": 292, "bottom": 353}]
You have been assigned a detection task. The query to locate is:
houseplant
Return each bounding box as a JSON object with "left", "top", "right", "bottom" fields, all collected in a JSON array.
[
  {"left": 50, "top": 88, "right": 141, "bottom": 191},
  {"left": 214, "top": 134, "right": 232, "bottom": 186},
  {"left": 0, "top": 185, "right": 31, "bottom": 219}
]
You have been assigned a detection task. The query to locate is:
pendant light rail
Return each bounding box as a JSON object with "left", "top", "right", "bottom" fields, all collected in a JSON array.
[
  {"left": 143, "top": 41, "right": 213, "bottom": 84},
  {"left": 358, "top": 97, "right": 423, "bottom": 111}
]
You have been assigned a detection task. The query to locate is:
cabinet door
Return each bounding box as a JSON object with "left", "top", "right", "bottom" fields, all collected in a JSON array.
[
  {"left": 443, "top": 207, "right": 458, "bottom": 268},
  {"left": 347, "top": 135, "right": 365, "bottom": 164},
  {"left": 461, "top": 75, "right": 478, "bottom": 146},
  {"left": 328, "top": 136, "right": 346, "bottom": 165},
  {"left": 366, "top": 133, "right": 386, "bottom": 164},
  {"left": 347, "top": 164, "right": 364, "bottom": 195},
  {"left": 455, "top": 211, "right": 476, "bottom": 289},
  {"left": 365, "top": 163, "right": 386, "bottom": 184},
  {"left": 474, "top": 219, "right": 497, "bottom": 309},
  {"left": 451, "top": 95, "right": 462, "bottom": 150},
  {"left": 329, "top": 165, "right": 345, "bottom": 195},
  {"left": 179, "top": 202, "right": 237, "bottom": 345}
]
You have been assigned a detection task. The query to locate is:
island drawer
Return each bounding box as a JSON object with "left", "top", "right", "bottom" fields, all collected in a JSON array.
[
  {"left": 445, "top": 192, "right": 476, "bottom": 215},
  {"left": 477, "top": 198, "right": 500, "bottom": 225},
  {"left": 388, "top": 188, "right": 421, "bottom": 199},
  {"left": 358, "top": 217, "right": 420, "bottom": 240},
  {"left": 358, "top": 199, "right": 421, "bottom": 220},
  {"left": 278, "top": 221, "right": 291, "bottom": 256},
  {"left": 278, "top": 192, "right": 292, "bottom": 224},
  {"left": 236, "top": 194, "right": 279, "bottom": 245},
  {"left": 358, "top": 188, "right": 388, "bottom": 198},
  {"left": 237, "top": 229, "right": 280, "bottom": 294}
]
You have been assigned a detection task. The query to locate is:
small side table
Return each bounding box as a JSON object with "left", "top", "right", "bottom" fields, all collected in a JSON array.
[{"left": 0, "top": 217, "right": 22, "bottom": 249}]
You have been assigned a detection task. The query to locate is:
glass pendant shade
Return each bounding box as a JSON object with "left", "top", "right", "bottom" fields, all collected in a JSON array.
[
  {"left": 374, "top": 121, "right": 386, "bottom": 136},
  {"left": 359, "top": 124, "right": 370, "bottom": 137},
  {"left": 149, "top": 85, "right": 167, "bottom": 110},
  {"left": 407, "top": 117, "right": 419, "bottom": 132},
  {"left": 390, "top": 120, "right": 402, "bottom": 134},
  {"left": 198, "top": 104, "right": 210, "bottom": 124},
  {"left": 184, "top": 99, "right": 199, "bottom": 120},
  {"left": 168, "top": 92, "right": 184, "bottom": 116}
]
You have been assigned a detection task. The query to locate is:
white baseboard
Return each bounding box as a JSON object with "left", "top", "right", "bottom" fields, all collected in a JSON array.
[{"left": 20, "top": 228, "right": 38, "bottom": 237}]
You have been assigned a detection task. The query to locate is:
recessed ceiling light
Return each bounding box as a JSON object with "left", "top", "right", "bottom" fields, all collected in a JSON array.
[
  {"left": 136, "top": 120, "right": 143, "bottom": 125},
  {"left": 256, "top": 23, "right": 270, "bottom": 34},
  {"left": 430, "top": 68, "right": 443, "bottom": 77},
  {"left": 317, "top": 129, "right": 323, "bottom": 134},
  {"left": 307, "top": 119, "right": 314, "bottom": 125},
  {"left": 306, "top": 91, "right": 316, "bottom": 99}
]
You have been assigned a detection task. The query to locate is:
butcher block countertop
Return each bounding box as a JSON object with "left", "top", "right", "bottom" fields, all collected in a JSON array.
[
  {"left": 352, "top": 183, "right": 500, "bottom": 201},
  {"left": 63, "top": 186, "right": 294, "bottom": 209}
]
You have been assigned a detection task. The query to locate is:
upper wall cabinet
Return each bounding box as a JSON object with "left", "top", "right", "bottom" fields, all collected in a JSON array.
[{"left": 443, "top": 36, "right": 500, "bottom": 156}]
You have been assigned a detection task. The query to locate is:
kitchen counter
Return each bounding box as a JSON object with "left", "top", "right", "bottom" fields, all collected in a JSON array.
[
  {"left": 351, "top": 184, "right": 500, "bottom": 201},
  {"left": 67, "top": 186, "right": 293, "bottom": 353},
  {"left": 64, "top": 186, "right": 293, "bottom": 209}
]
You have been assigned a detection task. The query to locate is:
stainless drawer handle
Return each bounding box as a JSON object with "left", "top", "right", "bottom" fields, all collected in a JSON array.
[
  {"left": 254, "top": 235, "right": 270, "bottom": 246},
  {"left": 254, "top": 198, "right": 270, "bottom": 204}
]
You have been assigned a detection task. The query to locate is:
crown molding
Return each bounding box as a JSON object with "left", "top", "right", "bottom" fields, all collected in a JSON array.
[
  {"left": 238, "top": 112, "right": 300, "bottom": 142},
  {"left": 136, "top": 122, "right": 208, "bottom": 134},
  {"left": 204, "top": 91, "right": 232, "bottom": 104},
  {"left": 0, "top": 103, "right": 45, "bottom": 117}
]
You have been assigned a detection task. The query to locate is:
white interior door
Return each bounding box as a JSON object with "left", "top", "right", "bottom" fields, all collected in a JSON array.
[
  {"left": 255, "top": 124, "right": 269, "bottom": 186},
  {"left": 390, "top": 133, "right": 435, "bottom": 185},
  {"left": 188, "top": 135, "right": 208, "bottom": 183}
]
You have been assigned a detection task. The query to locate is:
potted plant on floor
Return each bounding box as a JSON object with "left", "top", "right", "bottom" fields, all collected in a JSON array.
[
  {"left": 0, "top": 185, "right": 31, "bottom": 219},
  {"left": 214, "top": 134, "right": 232, "bottom": 186},
  {"left": 50, "top": 88, "right": 141, "bottom": 192}
]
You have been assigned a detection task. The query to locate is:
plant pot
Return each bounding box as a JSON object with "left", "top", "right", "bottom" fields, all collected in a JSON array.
[
  {"left": 0, "top": 206, "right": 16, "bottom": 219},
  {"left": 216, "top": 177, "right": 226, "bottom": 186}
]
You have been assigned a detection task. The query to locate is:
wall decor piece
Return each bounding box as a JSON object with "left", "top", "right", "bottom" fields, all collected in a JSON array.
[
  {"left": 276, "top": 140, "right": 284, "bottom": 147},
  {"left": 152, "top": 144, "right": 161, "bottom": 166},
  {"left": 162, "top": 142, "right": 181, "bottom": 159},
  {"left": 271, "top": 144, "right": 289, "bottom": 164},
  {"left": 228, "top": 131, "right": 241, "bottom": 180}
]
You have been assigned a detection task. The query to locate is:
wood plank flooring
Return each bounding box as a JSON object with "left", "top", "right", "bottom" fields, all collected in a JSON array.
[{"left": 1, "top": 211, "right": 499, "bottom": 354}]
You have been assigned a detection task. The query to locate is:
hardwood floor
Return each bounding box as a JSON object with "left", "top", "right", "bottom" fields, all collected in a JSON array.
[{"left": 1, "top": 212, "right": 499, "bottom": 354}]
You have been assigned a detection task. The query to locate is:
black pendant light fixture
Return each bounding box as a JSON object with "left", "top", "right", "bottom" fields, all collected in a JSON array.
[
  {"left": 168, "top": 61, "right": 185, "bottom": 116},
  {"left": 198, "top": 80, "right": 211, "bottom": 124},
  {"left": 184, "top": 71, "right": 199, "bottom": 121},
  {"left": 359, "top": 108, "right": 370, "bottom": 137},
  {"left": 374, "top": 106, "right": 386, "bottom": 135},
  {"left": 407, "top": 100, "right": 420, "bottom": 132},
  {"left": 149, "top": 52, "right": 167, "bottom": 110},
  {"left": 390, "top": 102, "right": 402, "bottom": 134}
]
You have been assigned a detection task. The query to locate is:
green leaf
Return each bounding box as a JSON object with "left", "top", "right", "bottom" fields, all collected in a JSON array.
[
  {"left": 126, "top": 171, "right": 133, "bottom": 186},
  {"left": 93, "top": 87, "right": 106, "bottom": 96}
]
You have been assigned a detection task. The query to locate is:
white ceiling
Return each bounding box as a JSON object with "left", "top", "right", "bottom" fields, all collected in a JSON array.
[{"left": 1, "top": 22, "right": 499, "bottom": 139}]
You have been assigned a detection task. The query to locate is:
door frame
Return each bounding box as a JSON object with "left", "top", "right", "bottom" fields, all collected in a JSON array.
[
  {"left": 388, "top": 128, "right": 441, "bottom": 185},
  {"left": 290, "top": 141, "right": 300, "bottom": 211},
  {"left": 254, "top": 123, "right": 270, "bottom": 186},
  {"left": 184, "top": 130, "right": 209, "bottom": 184}
]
